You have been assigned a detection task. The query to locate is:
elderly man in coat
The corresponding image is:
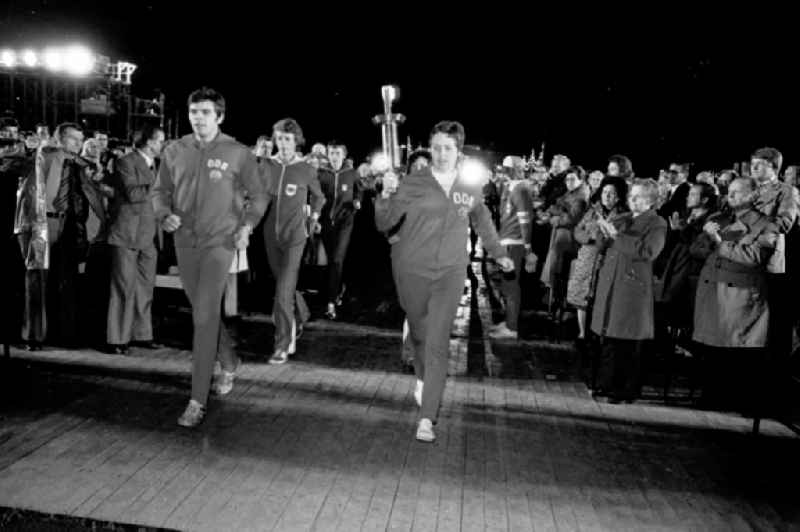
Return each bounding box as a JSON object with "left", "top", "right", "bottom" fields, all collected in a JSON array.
[
  {"left": 591, "top": 178, "right": 667, "bottom": 403},
  {"left": 691, "top": 177, "right": 777, "bottom": 410}
]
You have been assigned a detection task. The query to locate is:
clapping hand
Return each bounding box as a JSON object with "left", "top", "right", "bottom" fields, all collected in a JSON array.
[
  {"left": 524, "top": 252, "right": 538, "bottom": 273},
  {"left": 234, "top": 224, "right": 252, "bottom": 250},
  {"left": 703, "top": 221, "right": 722, "bottom": 243},
  {"left": 668, "top": 212, "right": 681, "bottom": 230},
  {"left": 597, "top": 218, "right": 618, "bottom": 239},
  {"left": 162, "top": 214, "right": 181, "bottom": 233},
  {"left": 497, "top": 256, "right": 515, "bottom": 272}
]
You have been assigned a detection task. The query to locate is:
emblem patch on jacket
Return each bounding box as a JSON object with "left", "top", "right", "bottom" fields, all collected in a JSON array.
[
  {"left": 341, "top": 184, "right": 348, "bottom": 191},
  {"left": 286, "top": 183, "right": 297, "bottom": 196},
  {"left": 452, "top": 192, "right": 475, "bottom": 208},
  {"left": 207, "top": 159, "right": 229, "bottom": 182}
]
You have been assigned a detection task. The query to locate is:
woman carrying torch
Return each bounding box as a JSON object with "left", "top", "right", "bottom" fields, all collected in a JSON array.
[{"left": 376, "top": 121, "right": 513, "bottom": 442}]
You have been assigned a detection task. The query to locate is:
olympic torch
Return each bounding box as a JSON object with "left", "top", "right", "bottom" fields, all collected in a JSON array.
[{"left": 372, "top": 85, "right": 405, "bottom": 172}]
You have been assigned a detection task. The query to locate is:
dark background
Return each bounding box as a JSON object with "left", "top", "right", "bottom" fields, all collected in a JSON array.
[{"left": 1, "top": 2, "right": 798, "bottom": 175}]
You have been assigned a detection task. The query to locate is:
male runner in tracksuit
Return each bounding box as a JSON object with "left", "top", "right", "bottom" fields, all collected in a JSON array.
[
  {"left": 153, "top": 87, "right": 268, "bottom": 427},
  {"left": 262, "top": 118, "right": 325, "bottom": 364},
  {"left": 318, "top": 140, "right": 362, "bottom": 319}
]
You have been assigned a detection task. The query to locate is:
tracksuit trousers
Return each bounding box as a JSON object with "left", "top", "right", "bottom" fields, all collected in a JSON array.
[
  {"left": 394, "top": 264, "right": 466, "bottom": 421},
  {"left": 321, "top": 216, "right": 354, "bottom": 303},
  {"left": 264, "top": 236, "right": 310, "bottom": 352},
  {"left": 176, "top": 246, "right": 237, "bottom": 405}
]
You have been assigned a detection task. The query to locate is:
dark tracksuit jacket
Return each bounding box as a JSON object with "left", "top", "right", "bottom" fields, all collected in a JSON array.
[
  {"left": 375, "top": 166, "right": 506, "bottom": 420},
  {"left": 262, "top": 155, "right": 325, "bottom": 351},
  {"left": 375, "top": 167, "right": 506, "bottom": 278},
  {"left": 152, "top": 132, "right": 268, "bottom": 404},
  {"left": 318, "top": 166, "right": 362, "bottom": 300}
]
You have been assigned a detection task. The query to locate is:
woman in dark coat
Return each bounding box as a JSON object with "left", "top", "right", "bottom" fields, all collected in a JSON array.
[
  {"left": 656, "top": 182, "right": 717, "bottom": 333},
  {"left": 591, "top": 178, "right": 667, "bottom": 402}
]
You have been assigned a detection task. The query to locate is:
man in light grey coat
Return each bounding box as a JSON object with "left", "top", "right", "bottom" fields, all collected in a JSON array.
[{"left": 692, "top": 177, "right": 777, "bottom": 410}]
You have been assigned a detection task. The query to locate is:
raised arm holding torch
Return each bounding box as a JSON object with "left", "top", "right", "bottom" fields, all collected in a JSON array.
[{"left": 372, "top": 85, "right": 405, "bottom": 193}]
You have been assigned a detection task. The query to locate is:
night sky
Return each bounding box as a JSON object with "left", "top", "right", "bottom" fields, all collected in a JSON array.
[{"left": 2, "top": 2, "right": 798, "bottom": 175}]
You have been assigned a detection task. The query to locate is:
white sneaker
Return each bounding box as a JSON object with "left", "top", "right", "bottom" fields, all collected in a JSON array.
[
  {"left": 488, "top": 323, "right": 518, "bottom": 340},
  {"left": 213, "top": 358, "right": 241, "bottom": 396},
  {"left": 177, "top": 399, "right": 205, "bottom": 428},
  {"left": 325, "top": 303, "right": 337, "bottom": 320},
  {"left": 269, "top": 349, "right": 289, "bottom": 365},
  {"left": 416, "top": 418, "right": 435, "bottom": 442},
  {"left": 488, "top": 321, "right": 506, "bottom": 333},
  {"left": 414, "top": 379, "right": 423, "bottom": 407},
  {"left": 213, "top": 371, "right": 235, "bottom": 395}
]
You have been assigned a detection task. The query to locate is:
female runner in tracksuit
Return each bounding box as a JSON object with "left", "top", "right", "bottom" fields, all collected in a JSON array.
[
  {"left": 376, "top": 121, "right": 513, "bottom": 442},
  {"left": 262, "top": 118, "right": 325, "bottom": 364}
]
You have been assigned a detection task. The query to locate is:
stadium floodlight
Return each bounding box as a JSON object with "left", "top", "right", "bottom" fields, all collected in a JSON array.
[
  {"left": 42, "top": 47, "right": 63, "bottom": 71},
  {"left": 0, "top": 49, "right": 16, "bottom": 67},
  {"left": 1, "top": 44, "right": 130, "bottom": 82},
  {"left": 21, "top": 49, "right": 38, "bottom": 67},
  {"left": 62, "top": 45, "right": 94, "bottom": 76}
]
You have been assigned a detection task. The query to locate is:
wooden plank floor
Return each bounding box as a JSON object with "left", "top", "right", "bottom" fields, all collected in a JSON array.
[
  {"left": 3, "top": 348, "right": 799, "bottom": 531},
  {"left": 2, "top": 269, "right": 800, "bottom": 530}
]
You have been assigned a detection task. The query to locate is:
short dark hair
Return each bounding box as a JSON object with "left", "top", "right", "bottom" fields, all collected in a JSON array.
[
  {"left": 407, "top": 149, "right": 432, "bottom": 171},
  {"left": 94, "top": 129, "right": 108, "bottom": 137},
  {"left": 751, "top": 146, "right": 783, "bottom": 174},
  {"left": 272, "top": 118, "right": 305, "bottom": 147},
  {"left": 326, "top": 140, "right": 347, "bottom": 155},
  {"left": 608, "top": 154, "right": 633, "bottom": 178},
  {"left": 596, "top": 176, "right": 630, "bottom": 210},
  {"left": 691, "top": 182, "right": 718, "bottom": 211},
  {"left": 187, "top": 87, "right": 226, "bottom": 116},
  {"left": 55, "top": 122, "right": 82, "bottom": 140},
  {"left": 133, "top": 123, "right": 164, "bottom": 149},
  {"left": 566, "top": 165, "right": 587, "bottom": 181},
  {"left": 430, "top": 121, "right": 465, "bottom": 150},
  {"left": 670, "top": 162, "right": 692, "bottom": 175},
  {"left": 0, "top": 116, "right": 19, "bottom": 130}
]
